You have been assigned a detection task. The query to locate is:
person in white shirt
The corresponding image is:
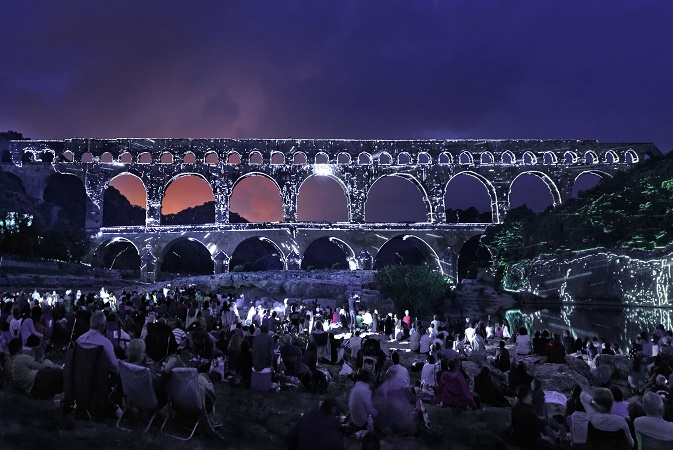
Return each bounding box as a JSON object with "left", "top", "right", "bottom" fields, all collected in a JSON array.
[
  {"left": 634, "top": 391, "right": 673, "bottom": 443},
  {"left": 419, "top": 330, "right": 431, "bottom": 354},
  {"left": 420, "top": 355, "right": 439, "bottom": 389},
  {"left": 580, "top": 388, "right": 634, "bottom": 448},
  {"left": 515, "top": 327, "right": 532, "bottom": 355},
  {"left": 348, "top": 371, "right": 378, "bottom": 429}
]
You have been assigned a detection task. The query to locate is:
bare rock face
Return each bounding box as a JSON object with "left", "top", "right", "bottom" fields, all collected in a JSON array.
[
  {"left": 592, "top": 354, "right": 631, "bottom": 383},
  {"left": 532, "top": 363, "right": 591, "bottom": 394},
  {"left": 565, "top": 354, "right": 592, "bottom": 380}
]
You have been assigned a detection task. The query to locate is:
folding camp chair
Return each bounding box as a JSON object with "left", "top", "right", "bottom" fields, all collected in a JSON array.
[
  {"left": 161, "top": 367, "right": 203, "bottom": 441},
  {"left": 637, "top": 432, "right": 673, "bottom": 450},
  {"left": 116, "top": 361, "right": 159, "bottom": 433},
  {"left": 63, "top": 344, "right": 113, "bottom": 422}
]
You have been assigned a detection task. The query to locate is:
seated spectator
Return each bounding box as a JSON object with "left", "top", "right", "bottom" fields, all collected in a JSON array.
[
  {"left": 348, "top": 371, "right": 378, "bottom": 430},
  {"left": 516, "top": 327, "right": 531, "bottom": 356},
  {"left": 3, "top": 337, "right": 63, "bottom": 400},
  {"left": 349, "top": 330, "right": 363, "bottom": 359},
  {"left": 546, "top": 333, "right": 566, "bottom": 364},
  {"left": 252, "top": 324, "right": 274, "bottom": 372},
  {"left": 385, "top": 351, "right": 410, "bottom": 390},
  {"left": 493, "top": 340, "right": 511, "bottom": 372},
  {"left": 235, "top": 339, "right": 253, "bottom": 388},
  {"left": 509, "top": 361, "right": 533, "bottom": 392},
  {"left": 474, "top": 366, "right": 509, "bottom": 407},
  {"left": 303, "top": 342, "right": 318, "bottom": 372},
  {"left": 433, "top": 359, "right": 477, "bottom": 410},
  {"left": 286, "top": 399, "right": 344, "bottom": 450},
  {"left": 420, "top": 355, "right": 439, "bottom": 390},
  {"left": 419, "top": 329, "right": 431, "bottom": 354},
  {"left": 566, "top": 396, "right": 589, "bottom": 448},
  {"left": 510, "top": 385, "right": 554, "bottom": 449},
  {"left": 634, "top": 391, "right": 673, "bottom": 444},
  {"left": 409, "top": 327, "right": 421, "bottom": 352},
  {"left": 610, "top": 386, "right": 629, "bottom": 419},
  {"left": 311, "top": 321, "right": 331, "bottom": 362},
  {"left": 76, "top": 310, "right": 118, "bottom": 372},
  {"left": 580, "top": 388, "right": 634, "bottom": 449},
  {"left": 20, "top": 306, "right": 43, "bottom": 349}
]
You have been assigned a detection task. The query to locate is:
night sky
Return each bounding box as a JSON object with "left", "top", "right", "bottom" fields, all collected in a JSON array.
[{"left": 2, "top": 1, "right": 672, "bottom": 221}]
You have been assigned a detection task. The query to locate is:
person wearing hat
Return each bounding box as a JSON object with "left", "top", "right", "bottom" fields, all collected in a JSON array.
[{"left": 580, "top": 387, "right": 634, "bottom": 448}]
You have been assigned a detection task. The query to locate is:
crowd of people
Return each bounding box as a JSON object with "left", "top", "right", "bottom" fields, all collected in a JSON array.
[{"left": 0, "top": 286, "right": 672, "bottom": 449}]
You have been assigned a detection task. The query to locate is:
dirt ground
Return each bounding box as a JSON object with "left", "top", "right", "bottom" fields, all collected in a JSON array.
[{"left": 0, "top": 333, "right": 528, "bottom": 450}]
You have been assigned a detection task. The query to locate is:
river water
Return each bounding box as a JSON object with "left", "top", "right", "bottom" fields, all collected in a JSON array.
[{"left": 502, "top": 304, "right": 673, "bottom": 351}]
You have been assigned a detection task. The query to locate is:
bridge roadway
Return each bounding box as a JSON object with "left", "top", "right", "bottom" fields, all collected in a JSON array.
[{"left": 93, "top": 222, "right": 487, "bottom": 282}]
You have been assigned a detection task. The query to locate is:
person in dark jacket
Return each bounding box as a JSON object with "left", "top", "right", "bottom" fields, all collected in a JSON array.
[
  {"left": 286, "top": 399, "right": 344, "bottom": 450},
  {"left": 510, "top": 385, "right": 554, "bottom": 449}
]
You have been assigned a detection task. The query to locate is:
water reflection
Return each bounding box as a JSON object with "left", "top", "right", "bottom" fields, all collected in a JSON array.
[{"left": 503, "top": 305, "right": 673, "bottom": 350}]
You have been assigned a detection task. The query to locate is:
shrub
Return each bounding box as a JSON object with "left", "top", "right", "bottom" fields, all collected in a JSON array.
[{"left": 232, "top": 264, "right": 245, "bottom": 272}]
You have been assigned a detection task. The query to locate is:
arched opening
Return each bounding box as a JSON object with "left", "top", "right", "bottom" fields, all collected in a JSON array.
[
  {"left": 439, "top": 153, "right": 452, "bottom": 164},
  {"left": 104, "top": 173, "right": 147, "bottom": 227},
  {"left": 378, "top": 152, "right": 392, "bottom": 165},
  {"left": 604, "top": 151, "right": 618, "bottom": 164},
  {"left": 20, "top": 150, "right": 33, "bottom": 164},
  {"left": 205, "top": 152, "right": 219, "bottom": 165},
  {"left": 271, "top": 152, "right": 285, "bottom": 165},
  {"left": 160, "top": 238, "right": 214, "bottom": 279},
  {"left": 92, "top": 239, "right": 140, "bottom": 273},
  {"left": 365, "top": 175, "right": 427, "bottom": 223},
  {"left": 293, "top": 152, "right": 307, "bottom": 164},
  {"left": 230, "top": 175, "right": 282, "bottom": 222},
  {"left": 509, "top": 173, "right": 557, "bottom": 212},
  {"left": 229, "top": 237, "right": 284, "bottom": 271},
  {"left": 81, "top": 152, "right": 93, "bottom": 163},
  {"left": 418, "top": 153, "right": 431, "bottom": 164},
  {"left": 480, "top": 153, "right": 493, "bottom": 164},
  {"left": 459, "top": 151, "right": 473, "bottom": 164},
  {"left": 502, "top": 151, "right": 515, "bottom": 164},
  {"left": 624, "top": 150, "right": 638, "bottom": 164},
  {"left": 183, "top": 152, "right": 196, "bottom": 164},
  {"left": 337, "top": 153, "right": 351, "bottom": 164},
  {"left": 543, "top": 152, "right": 556, "bottom": 165},
  {"left": 227, "top": 152, "right": 241, "bottom": 164},
  {"left": 162, "top": 175, "right": 215, "bottom": 225},
  {"left": 63, "top": 151, "right": 74, "bottom": 162},
  {"left": 160, "top": 152, "right": 173, "bottom": 164},
  {"left": 250, "top": 151, "right": 263, "bottom": 164},
  {"left": 301, "top": 237, "right": 353, "bottom": 270},
  {"left": 138, "top": 152, "right": 152, "bottom": 164},
  {"left": 315, "top": 152, "right": 329, "bottom": 164},
  {"left": 358, "top": 153, "right": 372, "bottom": 165},
  {"left": 43, "top": 173, "right": 87, "bottom": 229},
  {"left": 523, "top": 152, "right": 537, "bottom": 165},
  {"left": 297, "top": 176, "right": 348, "bottom": 222},
  {"left": 374, "top": 235, "right": 438, "bottom": 269},
  {"left": 444, "top": 173, "right": 492, "bottom": 223},
  {"left": 564, "top": 152, "right": 575, "bottom": 164},
  {"left": 573, "top": 172, "right": 603, "bottom": 198},
  {"left": 585, "top": 152, "right": 597, "bottom": 164},
  {"left": 398, "top": 152, "right": 411, "bottom": 164},
  {"left": 120, "top": 152, "right": 133, "bottom": 163},
  {"left": 101, "top": 152, "right": 114, "bottom": 163},
  {"left": 457, "top": 235, "right": 492, "bottom": 280}
]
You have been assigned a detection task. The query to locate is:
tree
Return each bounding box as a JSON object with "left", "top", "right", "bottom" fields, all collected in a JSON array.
[{"left": 374, "top": 264, "right": 452, "bottom": 319}]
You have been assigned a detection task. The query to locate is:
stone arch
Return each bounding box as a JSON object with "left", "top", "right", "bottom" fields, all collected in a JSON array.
[
  {"left": 572, "top": 170, "right": 612, "bottom": 198},
  {"left": 297, "top": 175, "right": 349, "bottom": 222},
  {"left": 159, "top": 237, "right": 214, "bottom": 278},
  {"left": 480, "top": 152, "right": 494, "bottom": 164},
  {"left": 249, "top": 151, "right": 263, "bottom": 164},
  {"left": 509, "top": 171, "right": 561, "bottom": 210},
  {"left": 457, "top": 234, "right": 492, "bottom": 280},
  {"left": 398, "top": 152, "right": 411, "bottom": 165},
  {"left": 444, "top": 171, "right": 495, "bottom": 223},
  {"left": 101, "top": 152, "right": 114, "bottom": 163},
  {"left": 120, "top": 152, "right": 133, "bottom": 163},
  {"left": 231, "top": 172, "right": 282, "bottom": 222},
  {"left": 271, "top": 152, "right": 285, "bottom": 165},
  {"left": 162, "top": 173, "right": 215, "bottom": 224},
  {"left": 160, "top": 152, "right": 174, "bottom": 164},
  {"left": 337, "top": 152, "right": 351, "bottom": 164},
  {"left": 104, "top": 172, "right": 147, "bottom": 227},
  {"left": 366, "top": 174, "right": 430, "bottom": 223},
  {"left": 373, "top": 235, "right": 441, "bottom": 271},
  {"left": 227, "top": 152, "right": 241, "bottom": 164},
  {"left": 43, "top": 172, "right": 87, "bottom": 228},
  {"left": 293, "top": 152, "right": 307, "bottom": 164},
  {"left": 501, "top": 150, "right": 516, "bottom": 164},
  {"left": 183, "top": 151, "right": 196, "bottom": 164},
  {"left": 62, "top": 150, "right": 74, "bottom": 162},
  {"left": 91, "top": 238, "right": 141, "bottom": 271},
  {"left": 378, "top": 152, "right": 392, "bottom": 165},
  {"left": 418, "top": 152, "right": 431, "bottom": 164},
  {"left": 0, "top": 171, "right": 25, "bottom": 194},
  {"left": 543, "top": 152, "right": 557, "bottom": 165},
  {"left": 584, "top": 150, "right": 598, "bottom": 164},
  {"left": 459, "top": 151, "right": 473, "bottom": 165},
  {"left": 301, "top": 236, "right": 356, "bottom": 270},
  {"left": 439, "top": 152, "right": 452, "bottom": 164},
  {"left": 564, "top": 151, "right": 577, "bottom": 164},
  {"left": 624, "top": 149, "right": 639, "bottom": 164},
  {"left": 358, "top": 152, "right": 372, "bottom": 165},
  {"left": 205, "top": 151, "right": 219, "bottom": 165},
  {"left": 138, "top": 152, "right": 152, "bottom": 164},
  {"left": 315, "top": 152, "right": 329, "bottom": 164},
  {"left": 229, "top": 236, "right": 285, "bottom": 271},
  {"left": 604, "top": 150, "right": 619, "bottom": 163},
  {"left": 81, "top": 152, "right": 93, "bottom": 163},
  {"left": 523, "top": 151, "right": 537, "bottom": 165}
]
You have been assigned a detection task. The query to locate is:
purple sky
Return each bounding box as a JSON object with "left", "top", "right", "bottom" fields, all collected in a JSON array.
[{"left": 2, "top": 1, "right": 672, "bottom": 220}]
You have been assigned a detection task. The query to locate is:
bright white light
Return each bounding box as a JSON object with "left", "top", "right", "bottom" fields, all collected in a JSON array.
[{"left": 313, "top": 164, "right": 333, "bottom": 176}]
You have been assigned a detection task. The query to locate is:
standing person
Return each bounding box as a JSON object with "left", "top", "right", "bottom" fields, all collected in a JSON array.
[
  {"left": 348, "top": 294, "right": 358, "bottom": 332},
  {"left": 384, "top": 314, "right": 394, "bottom": 339},
  {"left": 402, "top": 310, "right": 411, "bottom": 330},
  {"left": 252, "top": 325, "right": 274, "bottom": 372}
]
